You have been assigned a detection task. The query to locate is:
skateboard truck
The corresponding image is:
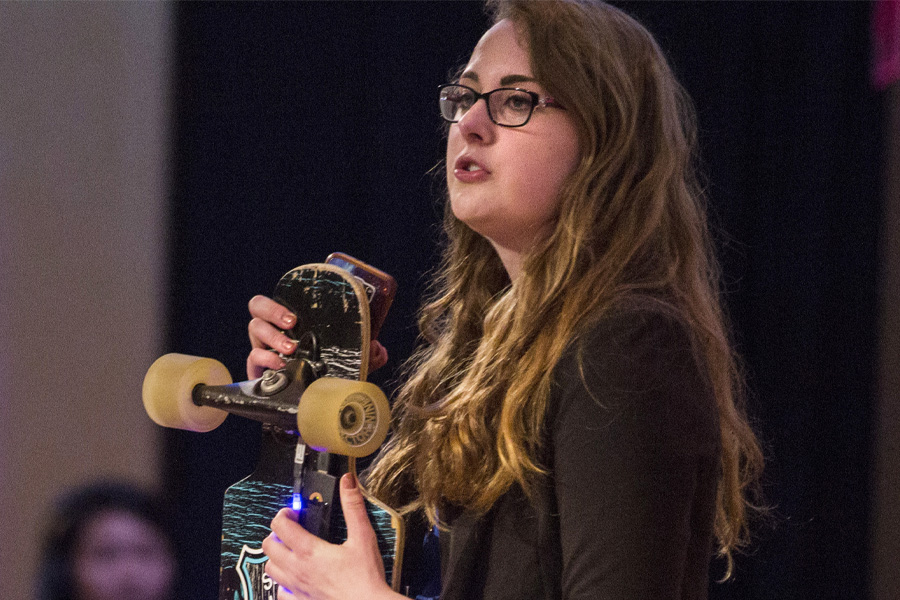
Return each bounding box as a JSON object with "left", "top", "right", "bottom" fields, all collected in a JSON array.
[
  {"left": 258, "top": 368, "right": 289, "bottom": 396},
  {"left": 258, "top": 332, "right": 326, "bottom": 397},
  {"left": 144, "top": 351, "right": 389, "bottom": 456}
]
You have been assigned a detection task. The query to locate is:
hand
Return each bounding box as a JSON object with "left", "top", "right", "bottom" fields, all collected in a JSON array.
[
  {"left": 247, "top": 295, "right": 389, "bottom": 380},
  {"left": 262, "top": 474, "right": 400, "bottom": 600}
]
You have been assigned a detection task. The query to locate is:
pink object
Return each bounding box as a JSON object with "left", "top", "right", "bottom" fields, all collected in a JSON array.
[{"left": 873, "top": 0, "right": 900, "bottom": 89}]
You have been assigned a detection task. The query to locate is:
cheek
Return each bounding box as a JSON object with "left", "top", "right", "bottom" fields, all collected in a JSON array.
[
  {"left": 445, "top": 129, "right": 468, "bottom": 211},
  {"left": 514, "top": 140, "right": 580, "bottom": 218},
  {"left": 445, "top": 128, "right": 462, "bottom": 179},
  {"left": 73, "top": 557, "right": 112, "bottom": 599},
  {"left": 137, "top": 556, "right": 176, "bottom": 597}
]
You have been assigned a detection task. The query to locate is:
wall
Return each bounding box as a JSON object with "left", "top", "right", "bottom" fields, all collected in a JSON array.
[{"left": 0, "top": 3, "right": 171, "bottom": 595}]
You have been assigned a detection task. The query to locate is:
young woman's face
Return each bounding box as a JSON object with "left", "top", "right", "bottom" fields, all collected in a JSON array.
[
  {"left": 447, "top": 19, "right": 580, "bottom": 273},
  {"left": 72, "top": 510, "right": 175, "bottom": 600}
]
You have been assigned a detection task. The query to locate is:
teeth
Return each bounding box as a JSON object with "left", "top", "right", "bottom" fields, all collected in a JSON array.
[{"left": 465, "top": 164, "right": 482, "bottom": 172}]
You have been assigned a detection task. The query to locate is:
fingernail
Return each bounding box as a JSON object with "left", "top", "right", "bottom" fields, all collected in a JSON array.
[
  {"left": 282, "top": 340, "right": 296, "bottom": 353},
  {"left": 342, "top": 473, "right": 357, "bottom": 490},
  {"left": 282, "top": 314, "right": 296, "bottom": 327}
]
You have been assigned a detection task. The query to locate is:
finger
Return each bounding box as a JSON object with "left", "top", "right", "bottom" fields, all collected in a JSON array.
[
  {"left": 368, "top": 341, "right": 389, "bottom": 371},
  {"left": 261, "top": 513, "right": 297, "bottom": 555},
  {"left": 263, "top": 533, "right": 301, "bottom": 595},
  {"left": 247, "top": 348, "right": 286, "bottom": 380},
  {"left": 263, "top": 552, "right": 300, "bottom": 599},
  {"left": 249, "top": 295, "right": 296, "bottom": 329},
  {"left": 269, "top": 509, "right": 318, "bottom": 555},
  {"left": 264, "top": 511, "right": 318, "bottom": 598},
  {"left": 249, "top": 317, "right": 298, "bottom": 354},
  {"left": 338, "top": 474, "right": 375, "bottom": 545},
  {"left": 278, "top": 586, "right": 300, "bottom": 599},
  {"left": 262, "top": 533, "right": 294, "bottom": 573}
]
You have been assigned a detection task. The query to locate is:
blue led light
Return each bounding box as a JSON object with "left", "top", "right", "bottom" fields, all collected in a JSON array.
[{"left": 292, "top": 492, "right": 303, "bottom": 512}]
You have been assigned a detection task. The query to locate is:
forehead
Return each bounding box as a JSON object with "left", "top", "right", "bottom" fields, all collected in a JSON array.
[
  {"left": 461, "top": 19, "right": 533, "bottom": 84},
  {"left": 80, "top": 510, "right": 158, "bottom": 544}
]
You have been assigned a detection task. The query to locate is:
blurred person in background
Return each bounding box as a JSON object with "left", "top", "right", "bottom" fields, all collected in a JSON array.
[{"left": 37, "top": 480, "right": 177, "bottom": 600}]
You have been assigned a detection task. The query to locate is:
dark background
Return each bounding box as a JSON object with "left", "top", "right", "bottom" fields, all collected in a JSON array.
[{"left": 163, "top": 3, "right": 884, "bottom": 599}]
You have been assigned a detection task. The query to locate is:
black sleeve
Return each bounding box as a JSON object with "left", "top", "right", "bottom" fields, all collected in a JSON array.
[{"left": 549, "top": 310, "right": 720, "bottom": 600}]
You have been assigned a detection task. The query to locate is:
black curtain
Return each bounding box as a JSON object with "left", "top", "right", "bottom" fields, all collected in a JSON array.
[{"left": 164, "top": 3, "right": 882, "bottom": 599}]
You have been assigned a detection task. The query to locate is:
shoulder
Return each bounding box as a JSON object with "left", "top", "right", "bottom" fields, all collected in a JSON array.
[
  {"left": 549, "top": 298, "right": 720, "bottom": 455},
  {"left": 557, "top": 297, "right": 702, "bottom": 392}
]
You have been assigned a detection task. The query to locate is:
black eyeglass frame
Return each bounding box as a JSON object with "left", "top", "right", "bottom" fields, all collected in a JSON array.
[{"left": 438, "top": 83, "right": 564, "bottom": 128}]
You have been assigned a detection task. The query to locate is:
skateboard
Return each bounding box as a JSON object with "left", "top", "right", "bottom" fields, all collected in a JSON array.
[{"left": 142, "top": 256, "right": 403, "bottom": 600}]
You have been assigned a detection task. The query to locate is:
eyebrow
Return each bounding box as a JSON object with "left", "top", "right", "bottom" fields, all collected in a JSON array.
[{"left": 459, "top": 71, "right": 538, "bottom": 87}]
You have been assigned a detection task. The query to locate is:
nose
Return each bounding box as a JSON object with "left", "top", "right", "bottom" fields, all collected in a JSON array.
[{"left": 455, "top": 97, "right": 496, "bottom": 144}]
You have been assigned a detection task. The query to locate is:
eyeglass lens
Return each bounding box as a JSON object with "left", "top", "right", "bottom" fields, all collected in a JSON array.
[{"left": 440, "top": 85, "right": 536, "bottom": 127}]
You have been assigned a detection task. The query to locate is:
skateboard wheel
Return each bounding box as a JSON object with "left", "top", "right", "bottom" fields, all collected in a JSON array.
[
  {"left": 297, "top": 378, "right": 390, "bottom": 457},
  {"left": 142, "top": 353, "right": 231, "bottom": 432}
]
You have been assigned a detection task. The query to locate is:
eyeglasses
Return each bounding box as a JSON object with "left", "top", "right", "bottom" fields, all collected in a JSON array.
[{"left": 438, "top": 83, "right": 564, "bottom": 128}]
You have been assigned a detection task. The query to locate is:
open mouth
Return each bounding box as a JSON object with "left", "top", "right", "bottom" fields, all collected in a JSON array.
[{"left": 455, "top": 157, "right": 489, "bottom": 174}]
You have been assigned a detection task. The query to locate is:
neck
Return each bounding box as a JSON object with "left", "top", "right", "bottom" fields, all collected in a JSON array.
[{"left": 490, "top": 242, "right": 524, "bottom": 282}]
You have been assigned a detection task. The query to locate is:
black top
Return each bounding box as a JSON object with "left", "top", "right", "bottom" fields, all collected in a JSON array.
[{"left": 405, "top": 304, "right": 721, "bottom": 600}]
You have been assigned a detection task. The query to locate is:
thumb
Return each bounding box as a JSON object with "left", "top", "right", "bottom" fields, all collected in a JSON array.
[{"left": 339, "top": 473, "right": 374, "bottom": 543}]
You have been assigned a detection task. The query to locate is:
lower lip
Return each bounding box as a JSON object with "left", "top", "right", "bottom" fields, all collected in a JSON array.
[{"left": 453, "top": 168, "right": 489, "bottom": 183}]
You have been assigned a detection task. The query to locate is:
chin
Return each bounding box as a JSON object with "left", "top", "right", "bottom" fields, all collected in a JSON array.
[{"left": 449, "top": 199, "right": 476, "bottom": 224}]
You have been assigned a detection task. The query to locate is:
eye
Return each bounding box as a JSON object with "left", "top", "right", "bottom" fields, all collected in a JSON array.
[
  {"left": 501, "top": 91, "right": 533, "bottom": 114},
  {"left": 445, "top": 87, "right": 475, "bottom": 109}
]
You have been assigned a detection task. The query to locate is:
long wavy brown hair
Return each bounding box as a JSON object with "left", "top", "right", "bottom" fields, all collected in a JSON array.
[{"left": 366, "top": 0, "right": 763, "bottom": 573}]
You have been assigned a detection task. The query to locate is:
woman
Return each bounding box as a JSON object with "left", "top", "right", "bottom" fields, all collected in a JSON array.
[
  {"left": 37, "top": 481, "right": 177, "bottom": 600},
  {"left": 250, "top": 1, "right": 763, "bottom": 598}
]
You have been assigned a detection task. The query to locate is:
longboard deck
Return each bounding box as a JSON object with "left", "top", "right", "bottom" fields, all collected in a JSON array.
[{"left": 217, "top": 265, "right": 402, "bottom": 600}]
